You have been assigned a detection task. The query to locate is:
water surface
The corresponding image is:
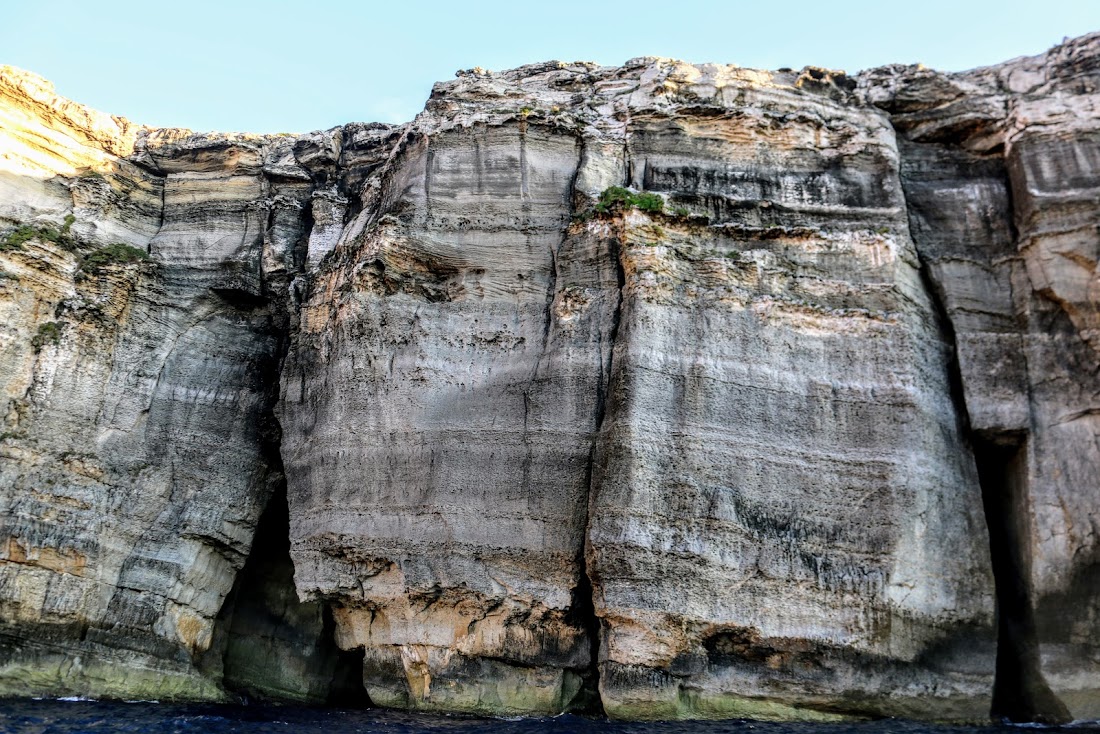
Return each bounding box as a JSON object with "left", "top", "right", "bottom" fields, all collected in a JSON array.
[{"left": 1, "top": 700, "right": 1095, "bottom": 734}]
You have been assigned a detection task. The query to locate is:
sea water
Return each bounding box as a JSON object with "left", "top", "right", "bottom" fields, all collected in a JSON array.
[{"left": 1, "top": 700, "right": 1098, "bottom": 734}]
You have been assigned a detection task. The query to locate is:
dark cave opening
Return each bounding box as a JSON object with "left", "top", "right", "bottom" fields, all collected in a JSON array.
[
  {"left": 217, "top": 483, "right": 371, "bottom": 707},
  {"left": 972, "top": 433, "right": 1071, "bottom": 724},
  {"left": 567, "top": 566, "right": 606, "bottom": 716},
  {"left": 321, "top": 604, "right": 371, "bottom": 708}
]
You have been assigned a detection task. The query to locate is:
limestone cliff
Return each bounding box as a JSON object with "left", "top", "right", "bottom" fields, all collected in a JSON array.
[{"left": 0, "top": 33, "right": 1098, "bottom": 723}]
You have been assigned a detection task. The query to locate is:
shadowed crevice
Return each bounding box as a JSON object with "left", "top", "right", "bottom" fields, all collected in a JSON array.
[
  {"left": 321, "top": 605, "right": 371, "bottom": 707},
  {"left": 972, "top": 435, "right": 1071, "bottom": 725},
  {"left": 574, "top": 213, "right": 628, "bottom": 717},
  {"left": 896, "top": 124, "right": 1071, "bottom": 724},
  {"left": 914, "top": 248, "right": 1070, "bottom": 724},
  {"left": 565, "top": 564, "right": 605, "bottom": 716},
  {"left": 214, "top": 483, "right": 371, "bottom": 706}
]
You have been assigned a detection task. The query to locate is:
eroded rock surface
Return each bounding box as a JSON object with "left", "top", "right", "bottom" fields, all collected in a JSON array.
[
  {"left": 280, "top": 60, "right": 997, "bottom": 719},
  {"left": 1, "top": 34, "right": 1099, "bottom": 722},
  {"left": 863, "top": 35, "right": 1100, "bottom": 719},
  {"left": 0, "top": 67, "right": 318, "bottom": 700}
]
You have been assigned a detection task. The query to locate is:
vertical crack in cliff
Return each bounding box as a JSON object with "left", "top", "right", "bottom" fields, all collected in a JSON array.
[
  {"left": 972, "top": 434, "right": 1072, "bottom": 724},
  {"left": 914, "top": 232, "right": 1071, "bottom": 725},
  {"left": 210, "top": 324, "right": 370, "bottom": 706},
  {"left": 968, "top": 149, "right": 1070, "bottom": 725},
  {"left": 889, "top": 109, "right": 1077, "bottom": 722},
  {"left": 214, "top": 479, "right": 370, "bottom": 706},
  {"left": 294, "top": 198, "right": 315, "bottom": 276},
  {"left": 205, "top": 180, "right": 371, "bottom": 706},
  {"left": 572, "top": 204, "right": 629, "bottom": 717}
]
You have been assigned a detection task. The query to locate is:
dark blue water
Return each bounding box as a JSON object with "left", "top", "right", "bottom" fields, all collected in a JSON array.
[{"left": 2, "top": 700, "right": 1099, "bottom": 734}]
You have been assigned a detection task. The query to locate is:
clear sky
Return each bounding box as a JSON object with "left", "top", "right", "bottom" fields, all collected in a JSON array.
[{"left": 2, "top": 0, "right": 1096, "bottom": 134}]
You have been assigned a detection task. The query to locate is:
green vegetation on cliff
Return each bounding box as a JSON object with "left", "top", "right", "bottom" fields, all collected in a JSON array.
[
  {"left": 595, "top": 186, "right": 665, "bottom": 214},
  {"left": 1, "top": 215, "right": 77, "bottom": 252},
  {"left": 81, "top": 242, "right": 151, "bottom": 272},
  {"left": 31, "top": 322, "right": 62, "bottom": 351}
]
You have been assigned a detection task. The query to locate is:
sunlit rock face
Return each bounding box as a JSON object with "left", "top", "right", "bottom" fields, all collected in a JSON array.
[
  {"left": 279, "top": 61, "right": 995, "bottom": 720},
  {"left": 0, "top": 67, "right": 311, "bottom": 700},
  {"left": 1, "top": 32, "right": 1099, "bottom": 721},
  {"left": 279, "top": 116, "right": 611, "bottom": 715},
  {"left": 584, "top": 95, "right": 993, "bottom": 722}
]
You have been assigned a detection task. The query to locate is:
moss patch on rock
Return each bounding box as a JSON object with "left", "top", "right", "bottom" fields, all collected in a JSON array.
[
  {"left": 31, "top": 322, "right": 62, "bottom": 351},
  {"left": 594, "top": 186, "right": 665, "bottom": 215}
]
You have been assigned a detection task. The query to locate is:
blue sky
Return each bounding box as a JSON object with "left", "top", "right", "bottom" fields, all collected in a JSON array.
[{"left": 2, "top": 0, "right": 1096, "bottom": 133}]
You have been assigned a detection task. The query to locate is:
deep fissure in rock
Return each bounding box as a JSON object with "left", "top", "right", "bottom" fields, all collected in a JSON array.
[
  {"left": 914, "top": 256, "right": 1070, "bottom": 723},
  {"left": 207, "top": 205, "right": 371, "bottom": 704},
  {"left": 566, "top": 566, "right": 605, "bottom": 715},
  {"left": 972, "top": 434, "right": 1071, "bottom": 724},
  {"left": 571, "top": 215, "right": 629, "bottom": 716},
  {"left": 918, "top": 256, "right": 1070, "bottom": 723},
  {"left": 897, "top": 123, "right": 1074, "bottom": 723},
  {"left": 217, "top": 481, "right": 371, "bottom": 706}
]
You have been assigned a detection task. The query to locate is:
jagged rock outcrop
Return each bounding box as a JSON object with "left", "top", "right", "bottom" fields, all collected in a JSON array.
[{"left": 0, "top": 33, "right": 1098, "bottom": 723}]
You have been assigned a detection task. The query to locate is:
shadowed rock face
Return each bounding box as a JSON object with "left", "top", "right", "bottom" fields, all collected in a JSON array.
[
  {"left": 866, "top": 36, "right": 1100, "bottom": 720},
  {"left": 0, "top": 68, "right": 320, "bottom": 699},
  {"left": 1, "top": 33, "right": 1099, "bottom": 722}
]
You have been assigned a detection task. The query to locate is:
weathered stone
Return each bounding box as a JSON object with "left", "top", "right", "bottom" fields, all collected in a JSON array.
[
  {"left": 278, "top": 59, "right": 997, "bottom": 720},
  {"left": 0, "top": 67, "right": 309, "bottom": 700},
  {"left": 278, "top": 120, "right": 611, "bottom": 714},
  {"left": 0, "top": 33, "right": 1098, "bottom": 722},
  {"left": 581, "top": 77, "right": 993, "bottom": 722},
  {"left": 865, "top": 36, "right": 1100, "bottom": 720}
]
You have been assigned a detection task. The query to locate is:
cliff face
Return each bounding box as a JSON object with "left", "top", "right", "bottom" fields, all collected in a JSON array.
[
  {"left": 0, "top": 34, "right": 1098, "bottom": 723},
  {"left": 862, "top": 36, "right": 1100, "bottom": 721}
]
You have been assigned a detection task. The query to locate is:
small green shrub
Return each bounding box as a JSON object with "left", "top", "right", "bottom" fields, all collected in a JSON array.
[
  {"left": 0, "top": 268, "right": 18, "bottom": 282},
  {"left": 1, "top": 226, "right": 40, "bottom": 251},
  {"left": 633, "top": 192, "right": 664, "bottom": 213},
  {"left": 726, "top": 250, "right": 742, "bottom": 260},
  {"left": 81, "top": 243, "right": 151, "bottom": 272},
  {"left": 32, "top": 322, "right": 62, "bottom": 351},
  {"left": 594, "top": 186, "right": 665, "bottom": 215},
  {"left": 874, "top": 226, "right": 890, "bottom": 235},
  {"left": 673, "top": 207, "right": 691, "bottom": 218},
  {"left": 595, "top": 186, "right": 633, "bottom": 213},
  {"left": 1, "top": 215, "right": 77, "bottom": 252}
]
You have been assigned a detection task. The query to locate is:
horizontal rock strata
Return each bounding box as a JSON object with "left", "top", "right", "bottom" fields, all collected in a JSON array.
[
  {"left": 865, "top": 35, "right": 1100, "bottom": 719},
  {"left": 0, "top": 67, "right": 313, "bottom": 700},
  {"left": 0, "top": 33, "right": 1098, "bottom": 722}
]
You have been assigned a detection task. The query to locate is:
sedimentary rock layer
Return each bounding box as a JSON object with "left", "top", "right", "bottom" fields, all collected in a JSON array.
[
  {"left": 278, "top": 61, "right": 997, "bottom": 719},
  {"left": 280, "top": 120, "right": 606, "bottom": 713},
  {"left": 864, "top": 36, "right": 1100, "bottom": 718},
  {"left": 0, "top": 67, "right": 315, "bottom": 699},
  {"left": 1, "top": 33, "right": 1098, "bottom": 722}
]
